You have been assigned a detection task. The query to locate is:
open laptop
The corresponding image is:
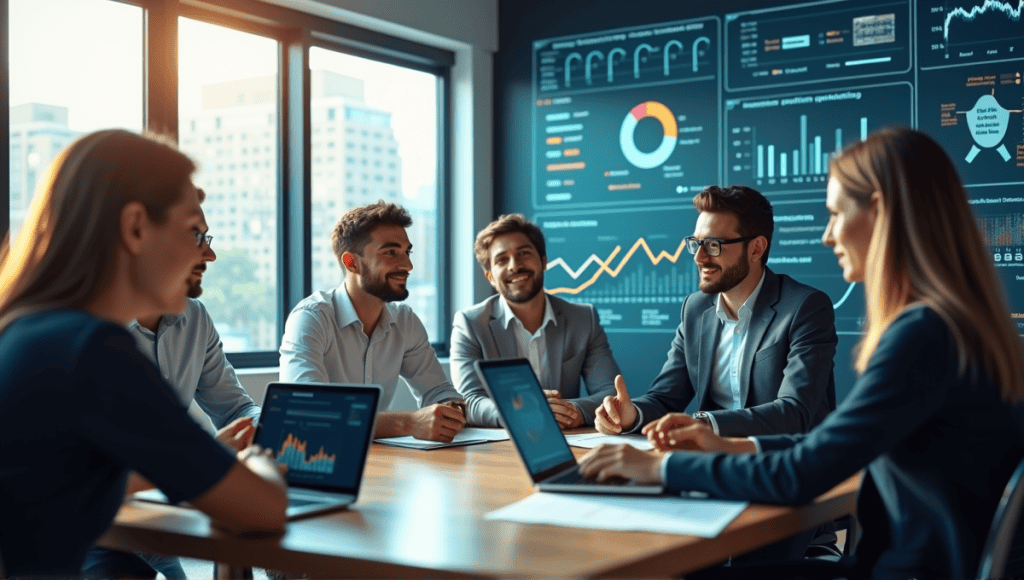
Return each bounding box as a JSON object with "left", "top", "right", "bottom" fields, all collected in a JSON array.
[
  {"left": 137, "top": 382, "right": 381, "bottom": 519},
  {"left": 475, "top": 358, "right": 662, "bottom": 495}
]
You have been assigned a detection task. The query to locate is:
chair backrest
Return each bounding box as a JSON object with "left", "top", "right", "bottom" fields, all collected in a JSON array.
[{"left": 978, "top": 455, "right": 1024, "bottom": 579}]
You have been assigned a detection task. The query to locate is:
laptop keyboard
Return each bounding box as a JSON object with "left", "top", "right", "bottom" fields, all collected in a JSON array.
[
  {"left": 288, "top": 497, "right": 324, "bottom": 508},
  {"left": 548, "top": 468, "right": 631, "bottom": 486}
]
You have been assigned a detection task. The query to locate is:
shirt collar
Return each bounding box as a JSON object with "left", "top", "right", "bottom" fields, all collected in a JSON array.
[
  {"left": 127, "top": 306, "right": 187, "bottom": 336},
  {"left": 715, "top": 270, "right": 767, "bottom": 324},
  {"left": 497, "top": 293, "right": 556, "bottom": 331},
  {"left": 334, "top": 283, "right": 395, "bottom": 331}
]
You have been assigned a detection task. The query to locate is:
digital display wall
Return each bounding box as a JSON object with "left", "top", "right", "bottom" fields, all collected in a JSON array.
[{"left": 499, "top": 0, "right": 1024, "bottom": 400}]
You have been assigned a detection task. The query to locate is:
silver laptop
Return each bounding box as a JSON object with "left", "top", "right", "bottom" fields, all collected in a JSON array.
[
  {"left": 136, "top": 382, "right": 381, "bottom": 519},
  {"left": 474, "top": 358, "right": 662, "bottom": 495}
]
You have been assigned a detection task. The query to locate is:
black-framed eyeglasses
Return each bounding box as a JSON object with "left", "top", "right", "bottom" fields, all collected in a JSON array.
[
  {"left": 684, "top": 236, "right": 755, "bottom": 257},
  {"left": 193, "top": 231, "right": 214, "bottom": 248}
]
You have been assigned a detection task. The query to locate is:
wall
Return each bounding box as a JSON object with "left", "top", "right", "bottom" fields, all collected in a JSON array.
[{"left": 495, "top": 0, "right": 1024, "bottom": 403}]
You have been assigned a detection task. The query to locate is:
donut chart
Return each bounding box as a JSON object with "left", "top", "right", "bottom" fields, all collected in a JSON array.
[{"left": 619, "top": 101, "right": 678, "bottom": 169}]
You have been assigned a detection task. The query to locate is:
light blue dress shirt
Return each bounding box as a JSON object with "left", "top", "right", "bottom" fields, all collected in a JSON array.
[
  {"left": 279, "top": 285, "right": 461, "bottom": 410},
  {"left": 705, "top": 270, "right": 767, "bottom": 433},
  {"left": 631, "top": 271, "right": 766, "bottom": 435},
  {"left": 128, "top": 298, "right": 260, "bottom": 430}
]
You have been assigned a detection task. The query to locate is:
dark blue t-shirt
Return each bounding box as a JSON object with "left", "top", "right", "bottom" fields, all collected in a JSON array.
[{"left": 0, "top": 309, "right": 236, "bottom": 575}]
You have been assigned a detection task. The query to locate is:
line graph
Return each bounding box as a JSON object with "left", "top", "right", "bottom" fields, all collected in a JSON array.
[
  {"left": 539, "top": 207, "right": 698, "bottom": 333},
  {"left": 944, "top": 0, "right": 1024, "bottom": 43},
  {"left": 547, "top": 237, "right": 689, "bottom": 295},
  {"left": 919, "top": 1, "right": 1024, "bottom": 68}
]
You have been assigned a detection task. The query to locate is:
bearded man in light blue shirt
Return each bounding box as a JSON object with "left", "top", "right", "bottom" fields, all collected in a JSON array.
[
  {"left": 83, "top": 189, "right": 258, "bottom": 580},
  {"left": 280, "top": 201, "right": 466, "bottom": 442}
]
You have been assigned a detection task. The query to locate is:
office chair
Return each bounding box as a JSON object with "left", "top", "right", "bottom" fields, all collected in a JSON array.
[{"left": 977, "top": 455, "right": 1024, "bottom": 579}]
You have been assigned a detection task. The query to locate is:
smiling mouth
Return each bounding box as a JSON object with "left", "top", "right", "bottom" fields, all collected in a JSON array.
[{"left": 505, "top": 272, "right": 533, "bottom": 284}]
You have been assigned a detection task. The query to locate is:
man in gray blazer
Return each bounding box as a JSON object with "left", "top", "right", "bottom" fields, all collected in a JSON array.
[
  {"left": 597, "top": 185, "right": 837, "bottom": 440},
  {"left": 451, "top": 214, "right": 621, "bottom": 428}
]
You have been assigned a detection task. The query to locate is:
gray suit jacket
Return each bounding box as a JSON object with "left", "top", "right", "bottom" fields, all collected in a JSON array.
[
  {"left": 633, "top": 268, "right": 837, "bottom": 436},
  {"left": 450, "top": 294, "right": 621, "bottom": 427}
]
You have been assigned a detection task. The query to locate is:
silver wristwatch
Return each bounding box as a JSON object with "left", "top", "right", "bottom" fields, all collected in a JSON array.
[{"left": 692, "top": 411, "right": 711, "bottom": 425}]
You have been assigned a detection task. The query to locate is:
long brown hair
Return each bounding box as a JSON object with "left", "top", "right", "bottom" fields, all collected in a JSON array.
[
  {"left": 0, "top": 130, "right": 195, "bottom": 331},
  {"left": 830, "top": 127, "right": 1024, "bottom": 402}
]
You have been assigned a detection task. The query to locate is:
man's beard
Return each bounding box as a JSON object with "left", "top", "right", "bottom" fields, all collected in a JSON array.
[
  {"left": 698, "top": 257, "right": 750, "bottom": 295},
  {"left": 500, "top": 270, "right": 545, "bottom": 303},
  {"left": 362, "top": 272, "right": 410, "bottom": 302}
]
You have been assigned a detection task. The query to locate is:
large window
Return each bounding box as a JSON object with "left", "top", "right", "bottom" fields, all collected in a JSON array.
[
  {"left": 4, "top": 0, "right": 453, "bottom": 365},
  {"left": 177, "top": 18, "right": 280, "bottom": 352},
  {"left": 308, "top": 47, "right": 442, "bottom": 341},
  {"left": 8, "top": 0, "right": 143, "bottom": 240}
]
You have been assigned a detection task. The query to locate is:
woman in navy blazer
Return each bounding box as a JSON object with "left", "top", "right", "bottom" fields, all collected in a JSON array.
[{"left": 579, "top": 127, "right": 1024, "bottom": 580}]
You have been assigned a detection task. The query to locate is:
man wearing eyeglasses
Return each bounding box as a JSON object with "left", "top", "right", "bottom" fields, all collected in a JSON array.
[
  {"left": 597, "top": 184, "right": 836, "bottom": 447},
  {"left": 594, "top": 185, "right": 838, "bottom": 562},
  {"left": 83, "top": 189, "right": 260, "bottom": 580}
]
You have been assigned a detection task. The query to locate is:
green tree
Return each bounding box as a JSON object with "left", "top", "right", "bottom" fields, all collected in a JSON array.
[{"left": 201, "top": 249, "right": 274, "bottom": 350}]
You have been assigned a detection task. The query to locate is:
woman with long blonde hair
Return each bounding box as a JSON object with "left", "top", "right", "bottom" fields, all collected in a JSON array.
[
  {"left": 578, "top": 128, "right": 1024, "bottom": 579},
  {"left": 0, "top": 130, "right": 287, "bottom": 576}
]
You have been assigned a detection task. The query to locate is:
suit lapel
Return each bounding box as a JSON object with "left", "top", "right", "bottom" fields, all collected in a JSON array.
[
  {"left": 739, "top": 271, "right": 779, "bottom": 407},
  {"left": 488, "top": 300, "right": 519, "bottom": 358},
  {"left": 544, "top": 302, "right": 566, "bottom": 391},
  {"left": 696, "top": 306, "right": 719, "bottom": 409}
]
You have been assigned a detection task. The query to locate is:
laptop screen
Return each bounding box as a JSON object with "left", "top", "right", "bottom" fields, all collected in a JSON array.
[
  {"left": 256, "top": 383, "right": 380, "bottom": 493},
  {"left": 476, "top": 359, "right": 576, "bottom": 478}
]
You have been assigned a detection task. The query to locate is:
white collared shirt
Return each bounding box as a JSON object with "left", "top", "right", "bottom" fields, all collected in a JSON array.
[
  {"left": 709, "top": 270, "right": 767, "bottom": 417},
  {"left": 496, "top": 294, "right": 557, "bottom": 390},
  {"left": 279, "top": 285, "right": 460, "bottom": 410}
]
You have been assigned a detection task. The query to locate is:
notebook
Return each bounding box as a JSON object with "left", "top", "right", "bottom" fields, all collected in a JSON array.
[
  {"left": 136, "top": 382, "right": 381, "bottom": 519},
  {"left": 474, "top": 358, "right": 663, "bottom": 495}
]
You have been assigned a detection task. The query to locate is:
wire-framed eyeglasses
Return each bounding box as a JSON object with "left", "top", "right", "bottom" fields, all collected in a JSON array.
[
  {"left": 193, "top": 231, "right": 214, "bottom": 248},
  {"left": 684, "top": 236, "right": 755, "bottom": 257}
]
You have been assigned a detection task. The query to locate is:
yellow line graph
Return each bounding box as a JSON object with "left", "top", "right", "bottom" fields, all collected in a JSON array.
[{"left": 548, "top": 237, "right": 689, "bottom": 295}]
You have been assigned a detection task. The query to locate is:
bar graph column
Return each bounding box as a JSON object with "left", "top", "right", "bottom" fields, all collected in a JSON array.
[{"left": 725, "top": 84, "right": 913, "bottom": 194}]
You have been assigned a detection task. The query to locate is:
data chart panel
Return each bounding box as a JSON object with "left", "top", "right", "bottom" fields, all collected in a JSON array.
[
  {"left": 919, "top": 63, "right": 1024, "bottom": 187},
  {"left": 918, "top": 0, "right": 1024, "bottom": 69},
  {"left": 538, "top": 206, "right": 700, "bottom": 333},
  {"left": 725, "top": 83, "right": 913, "bottom": 195},
  {"left": 769, "top": 197, "right": 866, "bottom": 335},
  {"left": 969, "top": 187, "right": 1024, "bottom": 331},
  {"left": 725, "top": 0, "right": 910, "bottom": 91},
  {"left": 532, "top": 17, "right": 720, "bottom": 209},
  {"left": 258, "top": 389, "right": 374, "bottom": 488}
]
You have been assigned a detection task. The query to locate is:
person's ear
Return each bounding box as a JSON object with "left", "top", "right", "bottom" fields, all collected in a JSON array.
[
  {"left": 749, "top": 236, "right": 766, "bottom": 263},
  {"left": 120, "top": 202, "right": 148, "bottom": 256},
  {"left": 342, "top": 252, "right": 358, "bottom": 274},
  {"left": 484, "top": 267, "right": 499, "bottom": 290},
  {"left": 868, "top": 191, "right": 883, "bottom": 222}
]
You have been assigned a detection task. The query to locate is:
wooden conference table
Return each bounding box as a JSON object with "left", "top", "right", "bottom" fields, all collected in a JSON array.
[{"left": 98, "top": 433, "right": 859, "bottom": 578}]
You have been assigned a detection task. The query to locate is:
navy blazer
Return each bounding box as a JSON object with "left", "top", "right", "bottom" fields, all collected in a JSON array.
[
  {"left": 664, "top": 306, "right": 1024, "bottom": 579},
  {"left": 632, "top": 267, "right": 837, "bottom": 436},
  {"left": 450, "top": 293, "right": 620, "bottom": 427}
]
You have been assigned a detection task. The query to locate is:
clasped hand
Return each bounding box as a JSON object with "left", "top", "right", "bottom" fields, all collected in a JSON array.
[
  {"left": 409, "top": 401, "right": 466, "bottom": 442},
  {"left": 544, "top": 390, "right": 583, "bottom": 429}
]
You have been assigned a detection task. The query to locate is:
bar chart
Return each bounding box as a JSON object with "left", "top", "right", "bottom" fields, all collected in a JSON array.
[{"left": 725, "top": 83, "right": 913, "bottom": 194}]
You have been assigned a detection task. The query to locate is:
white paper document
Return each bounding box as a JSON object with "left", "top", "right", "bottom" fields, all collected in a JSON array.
[
  {"left": 564, "top": 433, "right": 654, "bottom": 451},
  {"left": 486, "top": 492, "right": 748, "bottom": 538},
  {"left": 375, "top": 427, "right": 509, "bottom": 450}
]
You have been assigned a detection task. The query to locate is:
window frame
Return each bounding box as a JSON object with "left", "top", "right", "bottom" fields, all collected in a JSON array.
[{"left": 1, "top": 0, "right": 455, "bottom": 367}]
